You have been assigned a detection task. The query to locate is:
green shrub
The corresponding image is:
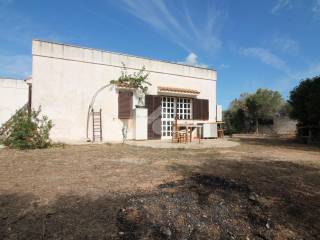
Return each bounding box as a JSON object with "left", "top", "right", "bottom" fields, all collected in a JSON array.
[{"left": 3, "top": 107, "right": 53, "bottom": 149}]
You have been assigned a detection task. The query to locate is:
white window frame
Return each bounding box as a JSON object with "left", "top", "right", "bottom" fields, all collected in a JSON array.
[{"left": 161, "top": 96, "right": 192, "bottom": 139}]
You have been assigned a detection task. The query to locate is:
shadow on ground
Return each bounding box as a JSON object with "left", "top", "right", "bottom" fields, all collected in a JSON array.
[
  {"left": 232, "top": 136, "right": 320, "bottom": 151},
  {"left": 0, "top": 193, "right": 128, "bottom": 239},
  {"left": 167, "top": 156, "right": 320, "bottom": 239},
  {"left": 1, "top": 157, "right": 319, "bottom": 239},
  {"left": 0, "top": 142, "right": 319, "bottom": 239}
]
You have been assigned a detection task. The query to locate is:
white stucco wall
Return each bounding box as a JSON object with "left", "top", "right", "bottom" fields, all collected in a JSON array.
[
  {"left": 32, "top": 40, "right": 217, "bottom": 143},
  {"left": 0, "top": 78, "right": 28, "bottom": 126}
]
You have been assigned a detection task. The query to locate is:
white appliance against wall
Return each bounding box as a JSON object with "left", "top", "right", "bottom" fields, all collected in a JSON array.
[
  {"left": 216, "top": 105, "right": 222, "bottom": 122},
  {"left": 133, "top": 108, "right": 148, "bottom": 140},
  {"left": 202, "top": 123, "right": 218, "bottom": 138}
]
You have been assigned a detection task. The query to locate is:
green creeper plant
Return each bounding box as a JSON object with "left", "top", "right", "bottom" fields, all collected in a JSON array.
[{"left": 110, "top": 63, "right": 151, "bottom": 93}]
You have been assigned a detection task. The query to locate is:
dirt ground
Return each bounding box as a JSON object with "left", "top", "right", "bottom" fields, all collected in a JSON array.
[{"left": 0, "top": 137, "right": 319, "bottom": 239}]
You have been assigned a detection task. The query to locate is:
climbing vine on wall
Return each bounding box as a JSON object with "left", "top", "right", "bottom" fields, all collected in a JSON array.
[{"left": 110, "top": 63, "right": 151, "bottom": 93}]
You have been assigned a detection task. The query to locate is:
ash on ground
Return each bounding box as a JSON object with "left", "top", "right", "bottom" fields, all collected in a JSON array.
[{"left": 117, "top": 175, "right": 275, "bottom": 240}]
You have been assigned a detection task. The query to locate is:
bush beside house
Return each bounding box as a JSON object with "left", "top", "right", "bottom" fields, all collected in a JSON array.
[{"left": 1, "top": 107, "right": 53, "bottom": 149}]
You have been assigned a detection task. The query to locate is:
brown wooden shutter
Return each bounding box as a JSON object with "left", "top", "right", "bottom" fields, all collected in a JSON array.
[
  {"left": 118, "top": 91, "right": 133, "bottom": 119},
  {"left": 192, "top": 99, "right": 201, "bottom": 120},
  {"left": 202, "top": 99, "right": 209, "bottom": 120},
  {"left": 145, "top": 95, "right": 161, "bottom": 139},
  {"left": 192, "top": 98, "right": 209, "bottom": 120}
]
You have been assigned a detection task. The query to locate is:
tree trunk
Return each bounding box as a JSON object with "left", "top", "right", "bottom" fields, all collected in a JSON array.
[{"left": 255, "top": 118, "right": 259, "bottom": 134}]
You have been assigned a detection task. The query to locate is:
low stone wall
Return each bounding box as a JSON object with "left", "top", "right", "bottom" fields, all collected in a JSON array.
[{"left": 259, "top": 116, "right": 297, "bottom": 136}]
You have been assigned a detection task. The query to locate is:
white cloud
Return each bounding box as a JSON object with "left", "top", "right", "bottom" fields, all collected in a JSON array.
[
  {"left": 118, "top": 0, "right": 188, "bottom": 50},
  {"left": 289, "top": 63, "right": 320, "bottom": 81},
  {"left": 273, "top": 63, "right": 320, "bottom": 94},
  {"left": 0, "top": 54, "right": 31, "bottom": 79},
  {"left": 271, "top": 0, "right": 320, "bottom": 18},
  {"left": 272, "top": 37, "right": 299, "bottom": 55},
  {"left": 219, "top": 64, "right": 230, "bottom": 69},
  {"left": 312, "top": 0, "right": 320, "bottom": 16},
  {"left": 271, "top": 0, "right": 292, "bottom": 14},
  {"left": 185, "top": 52, "right": 198, "bottom": 65},
  {"left": 240, "top": 47, "right": 289, "bottom": 73},
  {"left": 115, "top": 0, "right": 224, "bottom": 55},
  {"left": 0, "top": 4, "right": 77, "bottom": 49},
  {"left": 179, "top": 52, "right": 208, "bottom": 68}
]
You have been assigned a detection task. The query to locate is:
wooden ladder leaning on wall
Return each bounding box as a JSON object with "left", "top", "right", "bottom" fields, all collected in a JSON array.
[{"left": 92, "top": 109, "right": 102, "bottom": 142}]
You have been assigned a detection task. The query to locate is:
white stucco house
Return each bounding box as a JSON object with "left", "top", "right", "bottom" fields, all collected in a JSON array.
[
  {"left": 0, "top": 78, "right": 29, "bottom": 127},
  {"left": 2, "top": 40, "right": 222, "bottom": 143}
]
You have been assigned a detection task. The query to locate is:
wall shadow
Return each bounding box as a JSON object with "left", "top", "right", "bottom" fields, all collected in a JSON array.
[
  {"left": 1, "top": 142, "right": 319, "bottom": 239},
  {"left": 0, "top": 193, "right": 128, "bottom": 239},
  {"left": 1, "top": 155, "right": 319, "bottom": 240}
]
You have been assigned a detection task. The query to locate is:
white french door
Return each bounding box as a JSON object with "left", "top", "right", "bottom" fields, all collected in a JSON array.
[
  {"left": 161, "top": 97, "right": 192, "bottom": 138},
  {"left": 161, "top": 97, "right": 175, "bottom": 139}
]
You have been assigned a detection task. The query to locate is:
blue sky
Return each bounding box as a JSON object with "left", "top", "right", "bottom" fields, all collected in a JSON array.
[{"left": 0, "top": 0, "right": 320, "bottom": 109}]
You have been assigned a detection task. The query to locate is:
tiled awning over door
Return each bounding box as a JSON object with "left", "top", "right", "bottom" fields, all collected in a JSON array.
[{"left": 158, "top": 86, "right": 200, "bottom": 96}]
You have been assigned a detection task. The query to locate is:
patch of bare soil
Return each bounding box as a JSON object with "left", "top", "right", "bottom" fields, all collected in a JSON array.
[
  {"left": 0, "top": 138, "right": 319, "bottom": 239},
  {"left": 117, "top": 172, "right": 320, "bottom": 240},
  {"left": 118, "top": 175, "right": 273, "bottom": 240}
]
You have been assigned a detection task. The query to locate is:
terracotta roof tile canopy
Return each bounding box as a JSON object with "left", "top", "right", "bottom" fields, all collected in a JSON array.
[{"left": 158, "top": 86, "right": 200, "bottom": 95}]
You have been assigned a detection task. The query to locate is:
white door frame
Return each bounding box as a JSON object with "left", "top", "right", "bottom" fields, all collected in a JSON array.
[
  {"left": 161, "top": 96, "right": 175, "bottom": 140},
  {"left": 161, "top": 96, "right": 192, "bottom": 139}
]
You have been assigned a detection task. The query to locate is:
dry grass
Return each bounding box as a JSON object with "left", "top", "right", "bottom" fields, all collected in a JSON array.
[{"left": 0, "top": 138, "right": 319, "bottom": 239}]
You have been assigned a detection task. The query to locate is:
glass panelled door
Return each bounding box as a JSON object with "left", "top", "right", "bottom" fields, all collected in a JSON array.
[
  {"left": 176, "top": 98, "right": 192, "bottom": 120},
  {"left": 161, "top": 97, "right": 192, "bottom": 138},
  {"left": 161, "top": 97, "right": 175, "bottom": 138}
]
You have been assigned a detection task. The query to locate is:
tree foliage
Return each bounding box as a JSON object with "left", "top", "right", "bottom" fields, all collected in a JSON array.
[
  {"left": 224, "top": 89, "right": 285, "bottom": 134},
  {"left": 110, "top": 63, "right": 151, "bottom": 93},
  {"left": 289, "top": 76, "right": 320, "bottom": 126},
  {"left": 223, "top": 94, "right": 250, "bottom": 134},
  {"left": 3, "top": 107, "right": 53, "bottom": 149},
  {"left": 245, "top": 89, "right": 284, "bottom": 132}
]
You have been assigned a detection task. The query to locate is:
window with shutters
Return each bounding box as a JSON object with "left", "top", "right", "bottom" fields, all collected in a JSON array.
[
  {"left": 118, "top": 91, "right": 133, "bottom": 119},
  {"left": 192, "top": 98, "right": 209, "bottom": 120},
  {"left": 146, "top": 95, "right": 209, "bottom": 139}
]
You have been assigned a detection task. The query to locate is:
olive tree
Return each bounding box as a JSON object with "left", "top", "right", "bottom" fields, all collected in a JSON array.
[
  {"left": 246, "top": 89, "right": 284, "bottom": 133},
  {"left": 224, "top": 89, "right": 285, "bottom": 134}
]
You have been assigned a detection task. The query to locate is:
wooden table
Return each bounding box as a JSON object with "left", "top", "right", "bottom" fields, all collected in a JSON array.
[{"left": 177, "top": 123, "right": 203, "bottom": 143}]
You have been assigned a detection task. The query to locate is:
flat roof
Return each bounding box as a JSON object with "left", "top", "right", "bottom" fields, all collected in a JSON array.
[
  {"left": 33, "top": 39, "right": 216, "bottom": 72},
  {"left": 0, "top": 77, "right": 22, "bottom": 81}
]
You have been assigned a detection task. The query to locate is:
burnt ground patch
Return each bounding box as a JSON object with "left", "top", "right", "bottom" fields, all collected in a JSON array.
[
  {"left": 0, "top": 173, "right": 319, "bottom": 239},
  {"left": 0, "top": 193, "right": 127, "bottom": 239},
  {"left": 0, "top": 141, "right": 319, "bottom": 239},
  {"left": 117, "top": 175, "right": 283, "bottom": 240},
  {"left": 167, "top": 159, "right": 320, "bottom": 239}
]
